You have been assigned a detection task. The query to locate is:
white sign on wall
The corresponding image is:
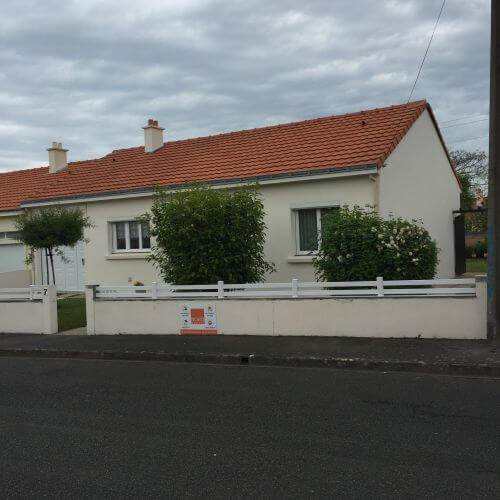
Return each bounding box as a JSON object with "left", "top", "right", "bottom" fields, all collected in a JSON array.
[{"left": 180, "top": 303, "right": 217, "bottom": 335}]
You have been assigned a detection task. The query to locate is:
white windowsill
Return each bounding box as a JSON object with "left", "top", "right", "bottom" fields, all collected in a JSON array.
[
  {"left": 287, "top": 255, "right": 315, "bottom": 263},
  {"left": 106, "top": 253, "right": 151, "bottom": 260}
]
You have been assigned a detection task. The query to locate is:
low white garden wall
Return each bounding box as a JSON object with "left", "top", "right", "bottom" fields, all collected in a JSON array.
[
  {"left": 0, "top": 285, "right": 58, "bottom": 334},
  {"left": 86, "top": 277, "right": 487, "bottom": 339}
]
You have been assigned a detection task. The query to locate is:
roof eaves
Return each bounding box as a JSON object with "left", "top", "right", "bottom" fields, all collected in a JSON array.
[
  {"left": 0, "top": 209, "right": 23, "bottom": 216},
  {"left": 20, "top": 163, "right": 378, "bottom": 208}
]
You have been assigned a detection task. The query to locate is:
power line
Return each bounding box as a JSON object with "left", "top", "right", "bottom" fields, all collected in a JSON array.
[
  {"left": 442, "top": 118, "right": 489, "bottom": 129},
  {"left": 441, "top": 114, "right": 488, "bottom": 124},
  {"left": 407, "top": 0, "right": 446, "bottom": 103},
  {"left": 448, "top": 134, "right": 489, "bottom": 145}
]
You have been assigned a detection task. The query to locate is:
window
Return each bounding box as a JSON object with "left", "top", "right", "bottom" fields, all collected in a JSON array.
[
  {"left": 0, "top": 231, "right": 20, "bottom": 240},
  {"left": 112, "top": 221, "right": 150, "bottom": 252},
  {"left": 295, "top": 207, "right": 336, "bottom": 254}
]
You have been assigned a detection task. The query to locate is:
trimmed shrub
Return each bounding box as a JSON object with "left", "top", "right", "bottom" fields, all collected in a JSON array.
[
  {"left": 465, "top": 245, "right": 475, "bottom": 258},
  {"left": 313, "top": 206, "right": 438, "bottom": 281},
  {"left": 144, "top": 185, "right": 275, "bottom": 285}
]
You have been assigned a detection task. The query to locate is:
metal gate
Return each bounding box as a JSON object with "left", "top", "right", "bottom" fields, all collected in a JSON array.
[
  {"left": 453, "top": 209, "right": 487, "bottom": 275},
  {"left": 454, "top": 213, "right": 466, "bottom": 275}
]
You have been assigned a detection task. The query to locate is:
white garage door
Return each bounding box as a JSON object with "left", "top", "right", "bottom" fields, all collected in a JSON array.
[
  {"left": 0, "top": 244, "right": 25, "bottom": 273},
  {"left": 41, "top": 241, "right": 85, "bottom": 292}
]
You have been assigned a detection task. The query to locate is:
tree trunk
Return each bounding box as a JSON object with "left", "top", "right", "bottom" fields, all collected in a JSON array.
[{"left": 48, "top": 247, "right": 56, "bottom": 286}]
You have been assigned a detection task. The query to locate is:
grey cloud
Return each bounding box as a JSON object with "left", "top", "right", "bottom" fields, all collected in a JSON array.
[{"left": 0, "top": 0, "right": 490, "bottom": 172}]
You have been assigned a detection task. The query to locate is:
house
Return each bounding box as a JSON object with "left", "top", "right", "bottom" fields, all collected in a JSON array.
[
  {"left": 0, "top": 100, "right": 461, "bottom": 290},
  {"left": 472, "top": 189, "right": 487, "bottom": 210}
]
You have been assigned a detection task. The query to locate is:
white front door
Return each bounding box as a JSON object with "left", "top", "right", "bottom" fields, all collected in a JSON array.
[{"left": 42, "top": 241, "right": 85, "bottom": 291}]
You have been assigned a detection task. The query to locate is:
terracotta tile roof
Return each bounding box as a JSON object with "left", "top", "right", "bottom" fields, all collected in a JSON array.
[
  {"left": 0, "top": 100, "right": 433, "bottom": 212},
  {"left": 0, "top": 166, "right": 52, "bottom": 213}
]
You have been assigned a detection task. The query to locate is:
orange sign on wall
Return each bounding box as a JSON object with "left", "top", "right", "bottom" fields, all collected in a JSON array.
[
  {"left": 190, "top": 308, "right": 205, "bottom": 325},
  {"left": 180, "top": 304, "right": 217, "bottom": 335}
]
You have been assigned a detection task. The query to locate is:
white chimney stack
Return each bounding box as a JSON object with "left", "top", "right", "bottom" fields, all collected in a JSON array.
[
  {"left": 47, "top": 142, "right": 68, "bottom": 173},
  {"left": 143, "top": 119, "right": 164, "bottom": 153}
]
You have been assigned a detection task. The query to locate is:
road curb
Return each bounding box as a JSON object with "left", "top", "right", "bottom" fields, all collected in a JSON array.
[{"left": 0, "top": 348, "right": 499, "bottom": 376}]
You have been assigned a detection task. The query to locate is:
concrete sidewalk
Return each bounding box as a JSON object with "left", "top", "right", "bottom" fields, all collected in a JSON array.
[{"left": 0, "top": 334, "right": 498, "bottom": 376}]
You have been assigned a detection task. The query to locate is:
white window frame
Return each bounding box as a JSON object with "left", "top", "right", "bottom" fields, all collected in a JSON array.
[
  {"left": 111, "top": 220, "right": 151, "bottom": 253},
  {"left": 292, "top": 202, "right": 340, "bottom": 256}
]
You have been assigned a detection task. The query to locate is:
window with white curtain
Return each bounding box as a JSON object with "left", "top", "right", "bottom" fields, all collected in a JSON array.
[
  {"left": 111, "top": 221, "right": 150, "bottom": 252},
  {"left": 295, "top": 207, "right": 337, "bottom": 254}
]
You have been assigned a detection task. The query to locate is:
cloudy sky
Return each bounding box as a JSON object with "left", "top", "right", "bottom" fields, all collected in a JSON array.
[{"left": 0, "top": 0, "right": 490, "bottom": 172}]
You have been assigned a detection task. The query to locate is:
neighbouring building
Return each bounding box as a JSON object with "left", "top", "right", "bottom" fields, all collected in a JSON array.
[
  {"left": 0, "top": 100, "right": 461, "bottom": 290},
  {"left": 472, "top": 189, "right": 487, "bottom": 210}
]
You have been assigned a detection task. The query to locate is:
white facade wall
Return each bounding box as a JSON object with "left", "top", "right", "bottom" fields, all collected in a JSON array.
[
  {"left": 260, "top": 175, "right": 376, "bottom": 281},
  {"left": 0, "top": 214, "right": 32, "bottom": 282},
  {"left": 82, "top": 174, "right": 376, "bottom": 285},
  {"left": 84, "top": 197, "right": 161, "bottom": 285},
  {"left": 86, "top": 279, "right": 486, "bottom": 339},
  {"left": 0, "top": 270, "right": 31, "bottom": 288},
  {"left": 379, "top": 109, "right": 461, "bottom": 277}
]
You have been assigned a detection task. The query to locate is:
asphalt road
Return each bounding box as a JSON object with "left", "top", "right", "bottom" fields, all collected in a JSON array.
[{"left": 0, "top": 359, "right": 499, "bottom": 499}]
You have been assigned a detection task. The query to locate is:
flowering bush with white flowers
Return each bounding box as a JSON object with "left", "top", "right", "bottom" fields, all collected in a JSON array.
[{"left": 313, "top": 206, "right": 438, "bottom": 281}]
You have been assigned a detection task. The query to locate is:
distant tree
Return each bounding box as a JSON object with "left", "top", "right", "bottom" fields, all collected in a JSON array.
[
  {"left": 456, "top": 171, "right": 475, "bottom": 209},
  {"left": 450, "top": 149, "right": 488, "bottom": 209},
  {"left": 15, "top": 207, "right": 92, "bottom": 285}
]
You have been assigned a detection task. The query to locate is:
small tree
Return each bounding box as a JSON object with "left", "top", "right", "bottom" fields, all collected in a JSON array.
[
  {"left": 456, "top": 171, "right": 475, "bottom": 209},
  {"left": 144, "top": 186, "right": 275, "bottom": 284},
  {"left": 314, "top": 206, "right": 438, "bottom": 281},
  {"left": 15, "top": 207, "right": 92, "bottom": 285},
  {"left": 450, "top": 149, "right": 488, "bottom": 208}
]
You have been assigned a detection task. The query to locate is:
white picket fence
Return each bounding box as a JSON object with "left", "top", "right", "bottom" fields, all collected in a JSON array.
[
  {"left": 94, "top": 277, "right": 477, "bottom": 300},
  {"left": 0, "top": 285, "right": 47, "bottom": 301}
]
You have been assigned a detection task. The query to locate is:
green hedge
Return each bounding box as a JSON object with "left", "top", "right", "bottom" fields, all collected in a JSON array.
[{"left": 144, "top": 186, "right": 275, "bottom": 285}]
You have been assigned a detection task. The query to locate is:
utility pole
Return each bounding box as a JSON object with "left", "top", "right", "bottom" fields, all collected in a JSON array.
[{"left": 488, "top": 0, "right": 500, "bottom": 342}]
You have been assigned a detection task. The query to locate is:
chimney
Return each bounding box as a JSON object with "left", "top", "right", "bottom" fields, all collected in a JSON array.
[
  {"left": 47, "top": 142, "right": 68, "bottom": 173},
  {"left": 142, "top": 119, "right": 164, "bottom": 153}
]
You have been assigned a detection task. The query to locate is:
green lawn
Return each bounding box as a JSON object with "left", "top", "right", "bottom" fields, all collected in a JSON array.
[
  {"left": 57, "top": 296, "right": 86, "bottom": 332},
  {"left": 466, "top": 258, "right": 487, "bottom": 273}
]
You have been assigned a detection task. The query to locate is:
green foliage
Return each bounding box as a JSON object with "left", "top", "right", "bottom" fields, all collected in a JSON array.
[
  {"left": 15, "top": 206, "right": 92, "bottom": 284},
  {"left": 457, "top": 172, "right": 475, "bottom": 209},
  {"left": 15, "top": 207, "right": 91, "bottom": 250},
  {"left": 465, "top": 245, "right": 475, "bottom": 258},
  {"left": 474, "top": 240, "right": 487, "bottom": 258},
  {"left": 450, "top": 149, "right": 488, "bottom": 208},
  {"left": 145, "top": 186, "right": 275, "bottom": 285},
  {"left": 313, "top": 206, "right": 438, "bottom": 281},
  {"left": 466, "top": 258, "right": 487, "bottom": 273},
  {"left": 57, "top": 296, "right": 86, "bottom": 332},
  {"left": 465, "top": 211, "right": 487, "bottom": 233}
]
